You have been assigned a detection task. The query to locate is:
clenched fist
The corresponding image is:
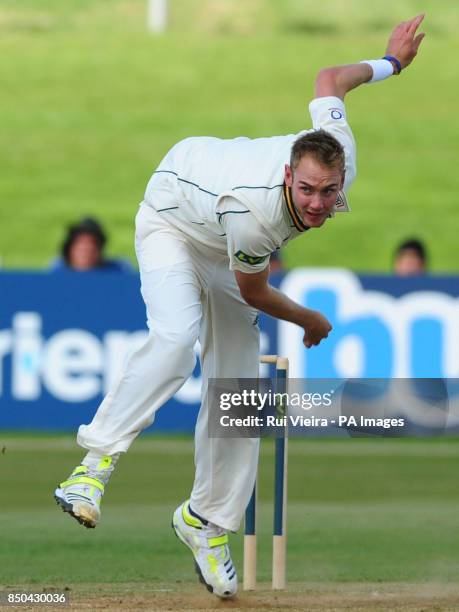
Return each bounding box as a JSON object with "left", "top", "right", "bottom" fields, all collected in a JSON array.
[{"left": 301, "top": 310, "right": 332, "bottom": 349}]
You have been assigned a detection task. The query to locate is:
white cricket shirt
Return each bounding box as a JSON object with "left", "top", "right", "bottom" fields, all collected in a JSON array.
[{"left": 142, "top": 96, "right": 356, "bottom": 273}]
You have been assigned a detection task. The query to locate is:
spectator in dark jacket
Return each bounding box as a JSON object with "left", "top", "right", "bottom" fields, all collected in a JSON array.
[{"left": 50, "top": 217, "right": 132, "bottom": 272}]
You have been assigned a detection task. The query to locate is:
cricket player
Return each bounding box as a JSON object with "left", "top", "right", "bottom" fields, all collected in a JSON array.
[{"left": 55, "top": 16, "right": 425, "bottom": 598}]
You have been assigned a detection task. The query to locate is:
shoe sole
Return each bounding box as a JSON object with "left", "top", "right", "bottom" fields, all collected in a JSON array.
[
  {"left": 54, "top": 489, "right": 97, "bottom": 529},
  {"left": 171, "top": 518, "right": 234, "bottom": 599}
]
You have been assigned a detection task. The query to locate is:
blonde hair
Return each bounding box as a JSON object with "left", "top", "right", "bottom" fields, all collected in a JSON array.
[{"left": 290, "top": 129, "right": 345, "bottom": 174}]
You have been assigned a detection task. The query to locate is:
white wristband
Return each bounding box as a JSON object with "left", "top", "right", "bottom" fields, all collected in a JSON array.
[{"left": 360, "top": 59, "right": 394, "bottom": 83}]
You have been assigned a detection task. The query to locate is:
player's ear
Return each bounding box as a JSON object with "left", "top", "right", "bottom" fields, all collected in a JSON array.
[
  {"left": 340, "top": 169, "right": 345, "bottom": 189},
  {"left": 284, "top": 164, "right": 293, "bottom": 186}
]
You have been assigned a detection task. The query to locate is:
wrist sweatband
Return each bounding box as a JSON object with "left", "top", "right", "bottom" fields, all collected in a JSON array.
[
  {"left": 383, "top": 55, "right": 402, "bottom": 74},
  {"left": 360, "top": 58, "right": 395, "bottom": 83}
]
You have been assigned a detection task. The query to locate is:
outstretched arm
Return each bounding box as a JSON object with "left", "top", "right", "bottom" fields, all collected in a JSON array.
[{"left": 315, "top": 14, "right": 426, "bottom": 100}]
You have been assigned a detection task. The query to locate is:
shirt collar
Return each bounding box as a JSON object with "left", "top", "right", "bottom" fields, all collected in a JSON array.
[{"left": 283, "top": 183, "right": 309, "bottom": 232}]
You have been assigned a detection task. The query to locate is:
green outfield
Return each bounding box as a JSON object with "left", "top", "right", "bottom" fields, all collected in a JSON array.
[
  {"left": 1, "top": 0, "right": 458, "bottom": 272},
  {"left": 1, "top": 434, "right": 458, "bottom": 609}
]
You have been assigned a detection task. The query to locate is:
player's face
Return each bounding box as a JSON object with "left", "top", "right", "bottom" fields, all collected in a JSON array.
[{"left": 284, "top": 155, "right": 344, "bottom": 228}]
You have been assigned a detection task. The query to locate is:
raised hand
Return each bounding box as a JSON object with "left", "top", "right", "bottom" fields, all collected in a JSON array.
[{"left": 386, "top": 14, "right": 426, "bottom": 70}]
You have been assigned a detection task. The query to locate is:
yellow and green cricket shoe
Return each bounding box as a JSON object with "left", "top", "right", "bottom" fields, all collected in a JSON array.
[
  {"left": 172, "top": 500, "right": 237, "bottom": 599},
  {"left": 54, "top": 457, "right": 114, "bottom": 528}
]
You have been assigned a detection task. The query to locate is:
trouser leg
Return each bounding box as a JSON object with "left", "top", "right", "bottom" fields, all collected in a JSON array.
[
  {"left": 77, "top": 208, "right": 203, "bottom": 455},
  {"left": 190, "top": 259, "right": 260, "bottom": 532}
]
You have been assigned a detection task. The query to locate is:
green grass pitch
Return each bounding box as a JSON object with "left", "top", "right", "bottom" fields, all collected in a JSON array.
[{"left": 1, "top": 434, "right": 458, "bottom": 591}]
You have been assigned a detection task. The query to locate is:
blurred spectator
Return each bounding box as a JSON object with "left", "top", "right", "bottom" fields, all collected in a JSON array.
[
  {"left": 269, "top": 249, "right": 284, "bottom": 274},
  {"left": 393, "top": 238, "right": 427, "bottom": 277},
  {"left": 50, "top": 217, "right": 132, "bottom": 272}
]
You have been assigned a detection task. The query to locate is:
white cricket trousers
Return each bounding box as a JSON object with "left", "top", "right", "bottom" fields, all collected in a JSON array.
[{"left": 77, "top": 204, "right": 260, "bottom": 531}]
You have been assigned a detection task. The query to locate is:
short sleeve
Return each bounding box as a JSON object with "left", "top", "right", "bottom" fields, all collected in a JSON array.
[
  {"left": 219, "top": 197, "right": 278, "bottom": 274},
  {"left": 308, "top": 96, "right": 357, "bottom": 191}
]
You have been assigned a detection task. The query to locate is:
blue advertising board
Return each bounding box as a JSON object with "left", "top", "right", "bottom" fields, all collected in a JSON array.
[{"left": 1, "top": 269, "right": 458, "bottom": 432}]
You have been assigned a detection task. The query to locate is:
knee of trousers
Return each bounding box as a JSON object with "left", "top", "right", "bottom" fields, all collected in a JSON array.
[
  {"left": 152, "top": 326, "right": 199, "bottom": 358},
  {"left": 131, "top": 329, "right": 198, "bottom": 387}
]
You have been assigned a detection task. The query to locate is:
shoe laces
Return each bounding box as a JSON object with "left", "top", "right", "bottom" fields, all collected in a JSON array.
[{"left": 84, "top": 465, "right": 112, "bottom": 486}]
